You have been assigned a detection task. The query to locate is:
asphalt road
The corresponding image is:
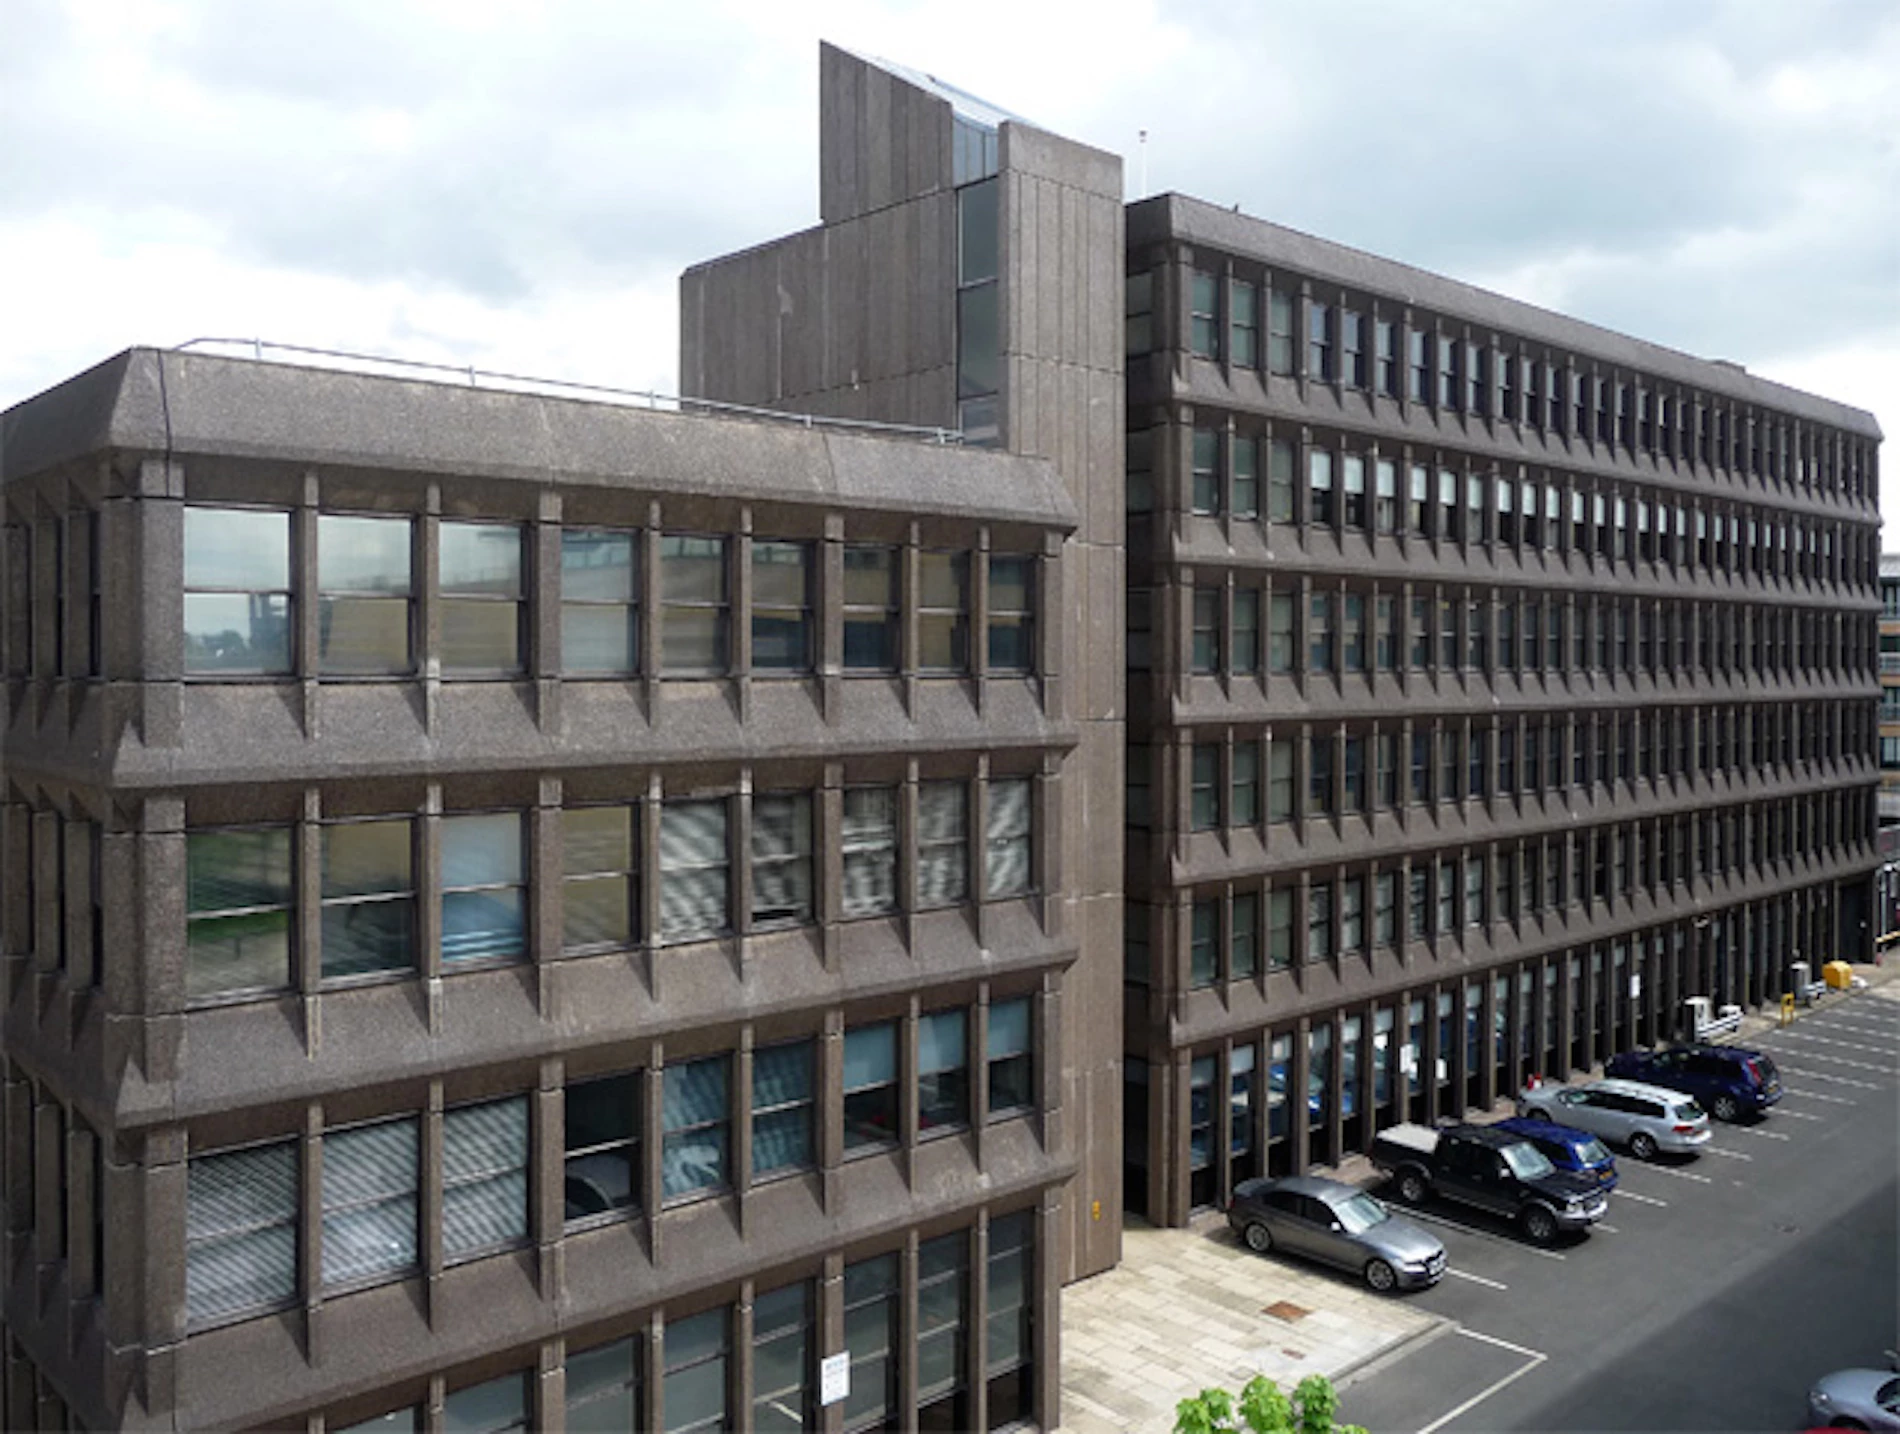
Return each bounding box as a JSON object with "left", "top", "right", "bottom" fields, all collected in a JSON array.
[{"left": 1336, "top": 988, "right": 1900, "bottom": 1434}]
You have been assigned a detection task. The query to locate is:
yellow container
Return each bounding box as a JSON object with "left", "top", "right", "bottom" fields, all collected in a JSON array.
[{"left": 1823, "top": 960, "right": 1855, "bottom": 990}]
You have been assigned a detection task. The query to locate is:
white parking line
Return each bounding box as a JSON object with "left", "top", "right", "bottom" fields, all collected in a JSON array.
[
  {"left": 1774, "top": 1065, "right": 1882, "bottom": 1088},
  {"left": 1416, "top": 1329, "right": 1549, "bottom": 1434},
  {"left": 1702, "top": 1146, "right": 1752, "bottom": 1161},
  {"left": 1398, "top": 1207, "right": 1569, "bottom": 1260},
  {"left": 1769, "top": 1107, "right": 1824, "bottom": 1121},
  {"left": 1444, "top": 1267, "right": 1508, "bottom": 1290},
  {"left": 1594, "top": 1222, "right": 1619, "bottom": 1233},
  {"left": 1782, "top": 1086, "right": 1856, "bottom": 1105},
  {"left": 1635, "top": 1163, "right": 1713, "bottom": 1184},
  {"left": 1808, "top": 1013, "right": 1900, "bottom": 1034},
  {"left": 1771, "top": 1031, "right": 1900, "bottom": 1060},
  {"left": 1730, "top": 1124, "right": 1792, "bottom": 1140},
  {"left": 1612, "top": 1187, "right": 1668, "bottom": 1207}
]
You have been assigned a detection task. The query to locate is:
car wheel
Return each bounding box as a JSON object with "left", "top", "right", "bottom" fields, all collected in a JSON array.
[
  {"left": 1522, "top": 1205, "right": 1558, "bottom": 1245},
  {"left": 1243, "top": 1221, "right": 1274, "bottom": 1255},
  {"left": 1364, "top": 1258, "right": 1397, "bottom": 1293},
  {"left": 1711, "top": 1094, "right": 1739, "bottom": 1122},
  {"left": 1630, "top": 1131, "right": 1659, "bottom": 1161},
  {"left": 1396, "top": 1170, "right": 1429, "bottom": 1205}
]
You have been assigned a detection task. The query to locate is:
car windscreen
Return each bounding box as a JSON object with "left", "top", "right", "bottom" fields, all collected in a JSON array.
[
  {"left": 1673, "top": 1102, "right": 1703, "bottom": 1121},
  {"left": 1333, "top": 1192, "right": 1389, "bottom": 1234},
  {"left": 1576, "top": 1136, "right": 1611, "bottom": 1165},
  {"left": 1499, "top": 1142, "right": 1555, "bottom": 1180}
]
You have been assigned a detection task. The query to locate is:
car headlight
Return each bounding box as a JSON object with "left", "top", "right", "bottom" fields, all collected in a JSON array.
[{"left": 1811, "top": 1390, "right": 1830, "bottom": 1409}]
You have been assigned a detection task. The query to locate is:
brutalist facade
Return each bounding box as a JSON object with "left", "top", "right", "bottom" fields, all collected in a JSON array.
[
  {"left": 1, "top": 349, "right": 1079, "bottom": 1429},
  {"left": 1, "top": 40, "right": 1886, "bottom": 1434},
  {"left": 1121, "top": 194, "right": 1884, "bottom": 1226}
]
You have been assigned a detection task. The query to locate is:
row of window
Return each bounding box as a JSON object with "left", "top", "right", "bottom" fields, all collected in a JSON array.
[
  {"left": 1144, "top": 262, "right": 1877, "bottom": 504},
  {"left": 1136, "top": 426, "right": 1877, "bottom": 593},
  {"left": 184, "top": 995, "right": 1036, "bottom": 1331},
  {"left": 165, "top": 507, "right": 1036, "bottom": 679},
  {"left": 317, "top": 1210, "right": 1033, "bottom": 1433},
  {"left": 1143, "top": 579, "right": 1877, "bottom": 686},
  {"left": 179, "top": 777, "right": 1036, "bottom": 1003},
  {"left": 1128, "top": 791, "right": 1866, "bottom": 987},
  {"left": 1134, "top": 704, "right": 1871, "bottom": 833}
]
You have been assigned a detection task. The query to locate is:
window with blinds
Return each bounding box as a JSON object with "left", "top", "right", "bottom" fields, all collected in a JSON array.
[
  {"left": 985, "top": 778, "right": 1032, "bottom": 899},
  {"left": 561, "top": 528, "right": 638, "bottom": 676},
  {"left": 987, "top": 555, "right": 1034, "bottom": 673},
  {"left": 986, "top": 1000, "right": 1033, "bottom": 1117},
  {"left": 751, "top": 1040, "right": 815, "bottom": 1177},
  {"left": 841, "top": 787, "right": 897, "bottom": 918},
  {"left": 659, "top": 799, "right": 729, "bottom": 942},
  {"left": 564, "top": 1072, "right": 640, "bottom": 1223},
  {"left": 750, "top": 793, "right": 812, "bottom": 926},
  {"left": 843, "top": 1023, "right": 897, "bottom": 1153},
  {"left": 322, "top": 1116, "right": 418, "bottom": 1289},
  {"left": 917, "top": 1233, "right": 969, "bottom": 1427},
  {"left": 842, "top": 1254, "right": 898, "bottom": 1432},
  {"left": 663, "top": 1307, "right": 729, "bottom": 1434},
  {"left": 563, "top": 805, "right": 636, "bottom": 951},
  {"left": 317, "top": 513, "right": 412, "bottom": 676},
  {"left": 440, "top": 522, "right": 525, "bottom": 675},
  {"left": 918, "top": 551, "right": 969, "bottom": 672},
  {"left": 842, "top": 545, "right": 898, "bottom": 671},
  {"left": 751, "top": 540, "right": 812, "bottom": 673},
  {"left": 985, "top": 1211, "right": 1035, "bottom": 1426},
  {"left": 916, "top": 781, "right": 968, "bottom": 908},
  {"left": 441, "top": 813, "right": 525, "bottom": 963},
  {"left": 662, "top": 1056, "right": 730, "bottom": 1201},
  {"left": 443, "top": 1096, "right": 529, "bottom": 1263},
  {"left": 186, "top": 826, "right": 293, "bottom": 1000},
  {"left": 918, "top": 1009, "right": 969, "bottom": 1133},
  {"left": 185, "top": 1140, "right": 298, "bottom": 1327}
]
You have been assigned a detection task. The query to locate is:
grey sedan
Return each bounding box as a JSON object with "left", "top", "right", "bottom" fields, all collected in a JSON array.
[
  {"left": 1807, "top": 1361, "right": 1900, "bottom": 1430},
  {"left": 1226, "top": 1174, "right": 1447, "bottom": 1292}
]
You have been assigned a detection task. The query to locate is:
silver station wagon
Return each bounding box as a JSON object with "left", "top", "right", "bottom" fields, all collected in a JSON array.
[{"left": 1518, "top": 1077, "right": 1712, "bottom": 1160}]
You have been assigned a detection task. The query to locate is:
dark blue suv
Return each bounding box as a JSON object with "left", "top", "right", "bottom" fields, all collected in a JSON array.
[
  {"left": 1492, "top": 1116, "right": 1618, "bottom": 1192},
  {"left": 1605, "top": 1043, "right": 1781, "bottom": 1122}
]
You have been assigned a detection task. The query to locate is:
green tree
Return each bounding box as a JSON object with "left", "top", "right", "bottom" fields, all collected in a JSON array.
[{"left": 1173, "top": 1372, "right": 1366, "bottom": 1434}]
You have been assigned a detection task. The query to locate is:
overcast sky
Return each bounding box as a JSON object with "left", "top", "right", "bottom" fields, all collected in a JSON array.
[{"left": 5, "top": 0, "right": 1896, "bottom": 514}]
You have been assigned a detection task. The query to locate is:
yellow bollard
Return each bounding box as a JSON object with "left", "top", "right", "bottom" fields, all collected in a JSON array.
[{"left": 1779, "top": 993, "right": 1795, "bottom": 1026}]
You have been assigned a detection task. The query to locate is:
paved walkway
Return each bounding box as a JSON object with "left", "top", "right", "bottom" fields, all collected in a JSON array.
[{"left": 1054, "top": 956, "right": 1898, "bottom": 1433}]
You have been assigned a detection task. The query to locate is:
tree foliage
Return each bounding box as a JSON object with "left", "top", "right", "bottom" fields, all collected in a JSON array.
[{"left": 1173, "top": 1372, "right": 1366, "bottom": 1434}]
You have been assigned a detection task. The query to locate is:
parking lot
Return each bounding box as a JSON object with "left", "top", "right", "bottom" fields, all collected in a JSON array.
[{"left": 1334, "top": 980, "right": 1900, "bottom": 1432}]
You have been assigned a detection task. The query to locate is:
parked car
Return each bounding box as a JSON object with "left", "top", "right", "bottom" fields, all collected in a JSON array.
[
  {"left": 1367, "top": 1122, "right": 1606, "bottom": 1244},
  {"left": 1517, "top": 1077, "right": 1711, "bottom": 1160},
  {"left": 1605, "top": 1042, "right": 1782, "bottom": 1122},
  {"left": 1227, "top": 1174, "right": 1446, "bottom": 1292},
  {"left": 1492, "top": 1115, "right": 1619, "bottom": 1192},
  {"left": 1806, "top": 1353, "right": 1900, "bottom": 1430}
]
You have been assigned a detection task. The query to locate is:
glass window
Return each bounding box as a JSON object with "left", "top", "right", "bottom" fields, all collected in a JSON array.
[
  {"left": 1232, "top": 741, "right": 1260, "bottom": 825},
  {"left": 1308, "top": 301, "right": 1333, "bottom": 381},
  {"left": 1309, "top": 593, "right": 1333, "bottom": 673},
  {"left": 659, "top": 799, "right": 728, "bottom": 942},
  {"left": 1192, "top": 588, "right": 1221, "bottom": 674},
  {"left": 1231, "top": 892, "right": 1259, "bottom": 978},
  {"left": 321, "top": 818, "right": 415, "bottom": 980},
  {"left": 1190, "top": 899, "right": 1218, "bottom": 987},
  {"left": 440, "top": 522, "right": 524, "bottom": 674},
  {"left": 1191, "top": 744, "right": 1220, "bottom": 831},
  {"left": 986, "top": 1211, "right": 1034, "bottom": 1425},
  {"left": 443, "top": 1096, "right": 528, "bottom": 1262},
  {"left": 323, "top": 1116, "right": 419, "bottom": 1288},
  {"left": 842, "top": 787, "right": 898, "bottom": 918},
  {"left": 661, "top": 535, "right": 728, "bottom": 674},
  {"left": 445, "top": 1372, "right": 532, "bottom": 1434},
  {"left": 184, "top": 507, "right": 292, "bottom": 673},
  {"left": 1267, "top": 741, "right": 1293, "bottom": 823},
  {"left": 917, "top": 780, "right": 969, "bottom": 907},
  {"left": 186, "top": 1139, "right": 297, "bottom": 1326},
  {"left": 318, "top": 514, "right": 412, "bottom": 675},
  {"left": 1267, "top": 888, "right": 1293, "bottom": 968},
  {"left": 1233, "top": 588, "right": 1260, "bottom": 674},
  {"left": 662, "top": 1055, "right": 730, "bottom": 1201},
  {"left": 987, "top": 998, "right": 1033, "bottom": 1116},
  {"left": 662, "top": 1307, "right": 729, "bottom": 1434},
  {"left": 564, "top": 1072, "right": 640, "bottom": 1223},
  {"left": 919, "top": 1008, "right": 970, "bottom": 1132},
  {"left": 1309, "top": 450, "right": 1335, "bottom": 525},
  {"left": 568, "top": 1337, "right": 640, "bottom": 1432},
  {"left": 751, "top": 793, "right": 812, "bottom": 926},
  {"left": 187, "top": 827, "right": 292, "bottom": 1000},
  {"left": 1191, "top": 428, "right": 1221, "bottom": 515},
  {"left": 1267, "top": 290, "right": 1295, "bottom": 375},
  {"left": 843, "top": 1023, "right": 898, "bottom": 1153},
  {"left": 986, "top": 778, "right": 1032, "bottom": 899},
  {"left": 751, "top": 540, "right": 812, "bottom": 673},
  {"left": 1267, "top": 593, "right": 1294, "bottom": 673},
  {"left": 988, "top": 555, "right": 1035, "bottom": 673},
  {"left": 843, "top": 1254, "right": 898, "bottom": 1431},
  {"left": 1307, "top": 882, "right": 1333, "bottom": 961},
  {"left": 751, "top": 1283, "right": 812, "bottom": 1433},
  {"left": 1229, "top": 280, "right": 1258, "bottom": 368},
  {"left": 563, "top": 805, "right": 635, "bottom": 951},
  {"left": 441, "top": 812, "right": 525, "bottom": 964},
  {"left": 917, "top": 1233, "right": 969, "bottom": 1427},
  {"left": 561, "top": 529, "right": 637, "bottom": 675},
  {"left": 1124, "top": 271, "right": 1154, "bottom": 357},
  {"left": 843, "top": 545, "right": 898, "bottom": 671},
  {"left": 1190, "top": 270, "right": 1219, "bottom": 358},
  {"left": 752, "top": 1039, "right": 815, "bottom": 1177},
  {"left": 1343, "top": 456, "right": 1366, "bottom": 529},
  {"left": 1267, "top": 437, "right": 1295, "bottom": 522},
  {"left": 1232, "top": 436, "right": 1259, "bottom": 519},
  {"left": 919, "top": 551, "right": 969, "bottom": 672}
]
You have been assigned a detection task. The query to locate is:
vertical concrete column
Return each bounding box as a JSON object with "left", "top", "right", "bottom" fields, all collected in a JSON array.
[
  {"left": 419, "top": 486, "right": 441, "bottom": 735},
  {"left": 534, "top": 489, "right": 563, "bottom": 733},
  {"left": 135, "top": 459, "right": 185, "bottom": 746},
  {"left": 533, "top": 777, "right": 562, "bottom": 1016},
  {"left": 536, "top": 1056, "right": 563, "bottom": 1304},
  {"left": 139, "top": 1126, "right": 188, "bottom": 1419},
  {"left": 819, "top": 512, "right": 844, "bottom": 722},
  {"left": 734, "top": 507, "right": 753, "bottom": 725},
  {"left": 297, "top": 471, "right": 321, "bottom": 738},
  {"left": 641, "top": 506, "right": 662, "bottom": 718},
  {"left": 138, "top": 796, "right": 187, "bottom": 1083},
  {"left": 419, "top": 784, "right": 443, "bottom": 1034}
]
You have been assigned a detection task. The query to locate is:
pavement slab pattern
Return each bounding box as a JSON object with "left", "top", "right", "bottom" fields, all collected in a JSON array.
[{"left": 1054, "top": 958, "right": 1898, "bottom": 1434}]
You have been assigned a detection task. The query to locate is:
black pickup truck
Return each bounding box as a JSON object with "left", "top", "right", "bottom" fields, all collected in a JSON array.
[{"left": 1369, "top": 1122, "right": 1609, "bottom": 1244}]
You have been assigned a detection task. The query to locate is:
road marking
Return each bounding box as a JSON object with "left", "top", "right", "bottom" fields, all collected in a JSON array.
[
  {"left": 1774, "top": 1065, "right": 1882, "bottom": 1088},
  {"left": 1701, "top": 1146, "right": 1752, "bottom": 1161},
  {"left": 1612, "top": 1187, "right": 1668, "bottom": 1207},
  {"left": 1809, "top": 1013, "right": 1899, "bottom": 1034},
  {"left": 1444, "top": 1267, "right": 1508, "bottom": 1290},
  {"left": 1593, "top": 1222, "right": 1619, "bottom": 1233},
  {"left": 1769, "top": 1107, "right": 1824, "bottom": 1121},
  {"left": 1416, "top": 1329, "right": 1549, "bottom": 1434},
  {"left": 1398, "top": 1207, "right": 1569, "bottom": 1259},
  {"left": 1634, "top": 1163, "right": 1713, "bottom": 1184},
  {"left": 1781, "top": 1086, "right": 1856, "bottom": 1105},
  {"left": 1730, "top": 1124, "right": 1792, "bottom": 1140},
  {"left": 1771, "top": 1031, "right": 1900, "bottom": 1059}
]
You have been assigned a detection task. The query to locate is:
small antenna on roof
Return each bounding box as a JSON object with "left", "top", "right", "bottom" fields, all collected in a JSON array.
[{"left": 1137, "top": 129, "right": 1147, "bottom": 198}]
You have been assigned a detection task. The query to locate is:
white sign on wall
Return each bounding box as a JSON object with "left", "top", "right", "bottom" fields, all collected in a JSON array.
[
  {"left": 820, "top": 1352, "right": 851, "bottom": 1406},
  {"left": 1630, "top": 973, "right": 1642, "bottom": 1000}
]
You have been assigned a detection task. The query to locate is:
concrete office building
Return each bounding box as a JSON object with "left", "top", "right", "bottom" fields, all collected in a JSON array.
[{"left": 1, "top": 38, "right": 1883, "bottom": 1433}]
